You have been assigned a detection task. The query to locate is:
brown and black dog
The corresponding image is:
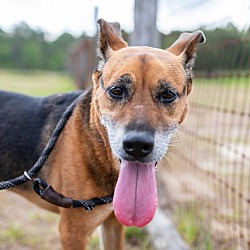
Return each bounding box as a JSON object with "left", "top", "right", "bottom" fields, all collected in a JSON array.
[{"left": 0, "top": 19, "right": 205, "bottom": 249}]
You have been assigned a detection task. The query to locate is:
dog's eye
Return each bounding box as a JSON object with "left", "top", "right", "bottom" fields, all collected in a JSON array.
[
  {"left": 159, "top": 90, "right": 177, "bottom": 103},
  {"left": 108, "top": 86, "right": 125, "bottom": 99}
]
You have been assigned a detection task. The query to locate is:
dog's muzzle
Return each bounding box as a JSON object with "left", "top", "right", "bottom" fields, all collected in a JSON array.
[{"left": 101, "top": 115, "right": 176, "bottom": 163}]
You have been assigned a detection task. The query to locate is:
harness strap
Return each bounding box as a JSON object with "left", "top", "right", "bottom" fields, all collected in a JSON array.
[
  {"left": 0, "top": 93, "right": 114, "bottom": 210},
  {"left": 33, "top": 177, "right": 113, "bottom": 210}
]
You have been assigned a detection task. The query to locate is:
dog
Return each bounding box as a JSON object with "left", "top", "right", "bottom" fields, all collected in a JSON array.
[{"left": 0, "top": 19, "right": 205, "bottom": 249}]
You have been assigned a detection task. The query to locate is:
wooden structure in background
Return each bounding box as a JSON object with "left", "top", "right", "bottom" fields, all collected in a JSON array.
[
  {"left": 130, "top": 0, "right": 160, "bottom": 47},
  {"left": 67, "top": 37, "right": 96, "bottom": 90}
]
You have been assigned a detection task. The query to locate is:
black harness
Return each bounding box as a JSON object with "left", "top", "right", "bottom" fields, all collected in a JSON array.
[{"left": 0, "top": 93, "right": 113, "bottom": 211}]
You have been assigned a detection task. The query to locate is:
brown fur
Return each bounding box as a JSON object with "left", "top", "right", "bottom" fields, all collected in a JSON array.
[{"left": 6, "top": 19, "right": 205, "bottom": 249}]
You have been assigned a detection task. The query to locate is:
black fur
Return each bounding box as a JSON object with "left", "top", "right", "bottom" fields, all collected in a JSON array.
[{"left": 0, "top": 90, "right": 84, "bottom": 181}]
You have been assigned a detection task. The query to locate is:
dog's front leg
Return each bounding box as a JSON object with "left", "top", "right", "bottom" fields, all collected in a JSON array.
[
  {"left": 99, "top": 212, "right": 124, "bottom": 250},
  {"left": 59, "top": 208, "right": 99, "bottom": 250}
]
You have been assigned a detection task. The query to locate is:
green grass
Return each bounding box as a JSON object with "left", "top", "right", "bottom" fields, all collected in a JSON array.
[
  {"left": 85, "top": 227, "right": 152, "bottom": 250},
  {"left": 174, "top": 207, "right": 213, "bottom": 250},
  {"left": 0, "top": 69, "right": 76, "bottom": 96},
  {"left": 0, "top": 223, "right": 42, "bottom": 247},
  {"left": 196, "top": 74, "right": 250, "bottom": 86},
  {"left": 190, "top": 75, "right": 250, "bottom": 112},
  {"left": 87, "top": 234, "right": 100, "bottom": 250},
  {"left": 4, "top": 224, "right": 26, "bottom": 243},
  {"left": 125, "top": 227, "right": 152, "bottom": 249},
  {"left": 86, "top": 227, "right": 152, "bottom": 250}
]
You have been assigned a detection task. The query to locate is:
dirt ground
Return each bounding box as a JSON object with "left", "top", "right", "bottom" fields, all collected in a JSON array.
[{"left": 0, "top": 191, "right": 151, "bottom": 250}]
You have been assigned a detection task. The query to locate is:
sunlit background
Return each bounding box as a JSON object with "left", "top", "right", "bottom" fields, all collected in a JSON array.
[
  {"left": 0, "top": 0, "right": 250, "bottom": 249},
  {"left": 0, "top": 0, "right": 249, "bottom": 37}
]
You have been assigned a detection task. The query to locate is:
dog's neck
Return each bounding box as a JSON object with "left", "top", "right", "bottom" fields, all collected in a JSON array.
[{"left": 47, "top": 90, "right": 118, "bottom": 198}]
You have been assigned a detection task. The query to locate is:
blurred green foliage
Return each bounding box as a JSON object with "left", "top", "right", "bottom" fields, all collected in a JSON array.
[
  {"left": 162, "top": 23, "right": 250, "bottom": 73},
  {"left": 0, "top": 22, "right": 249, "bottom": 73},
  {"left": 0, "top": 22, "right": 80, "bottom": 71}
]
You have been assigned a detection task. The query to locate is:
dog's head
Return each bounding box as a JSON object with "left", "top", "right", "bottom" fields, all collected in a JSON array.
[{"left": 92, "top": 19, "right": 205, "bottom": 227}]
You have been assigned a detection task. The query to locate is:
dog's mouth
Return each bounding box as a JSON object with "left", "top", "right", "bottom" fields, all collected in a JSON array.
[{"left": 113, "top": 159, "right": 157, "bottom": 227}]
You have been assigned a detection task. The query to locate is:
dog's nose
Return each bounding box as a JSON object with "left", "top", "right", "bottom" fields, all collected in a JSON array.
[{"left": 123, "top": 132, "right": 154, "bottom": 158}]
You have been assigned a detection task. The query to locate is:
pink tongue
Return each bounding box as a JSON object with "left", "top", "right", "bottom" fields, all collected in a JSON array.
[{"left": 113, "top": 160, "right": 157, "bottom": 227}]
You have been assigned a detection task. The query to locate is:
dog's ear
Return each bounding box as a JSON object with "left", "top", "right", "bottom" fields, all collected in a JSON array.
[
  {"left": 96, "top": 19, "right": 128, "bottom": 71},
  {"left": 167, "top": 31, "right": 205, "bottom": 95}
]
